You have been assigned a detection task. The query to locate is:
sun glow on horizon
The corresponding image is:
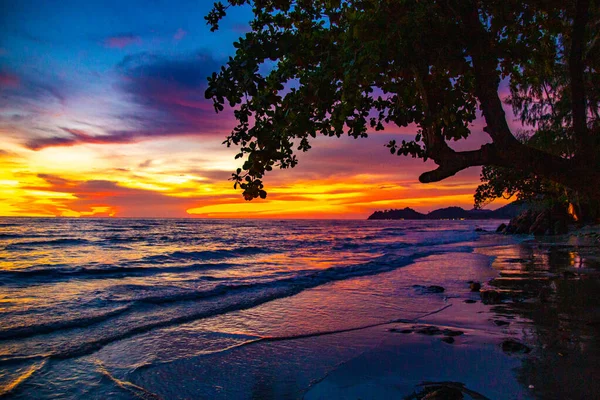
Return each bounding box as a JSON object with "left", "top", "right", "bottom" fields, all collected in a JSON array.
[{"left": 0, "top": 137, "right": 510, "bottom": 219}]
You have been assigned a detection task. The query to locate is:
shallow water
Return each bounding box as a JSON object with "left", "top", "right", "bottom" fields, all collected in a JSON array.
[{"left": 0, "top": 218, "right": 517, "bottom": 398}]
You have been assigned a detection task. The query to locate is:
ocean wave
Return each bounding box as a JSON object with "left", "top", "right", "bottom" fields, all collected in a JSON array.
[
  {"left": 383, "top": 242, "right": 411, "bottom": 250},
  {"left": 29, "top": 287, "right": 296, "bottom": 360},
  {"left": 0, "top": 233, "right": 480, "bottom": 363},
  {"left": 0, "top": 220, "right": 486, "bottom": 365},
  {"left": 0, "top": 359, "right": 48, "bottom": 397},
  {"left": 331, "top": 242, "right": 361, "bottom": 250},
  {"left": 418, "top": 232, "right": 477, "bottom": 246},
  {"left": 380, "top": 227, "right": 407, "bottom": 233},
  {"left": 0, "top": 262, "right": 235, "bottom": 282},
  {"left": 134, "top": 254, "right": 411, "bottom": 307},
  {"left": 0, "top": 307, "right": 130, "bottom": 341},
  {"left": 102, "top": 235, "right": 148, "bottom": 243},
  {"left": 127, "top": 224, "right": 163, "bottom": 230},
  {"left": 4, "top": 238, "right": 91, "bottom": 249},
  {"left": 0, "top": 233, "right": 28, "bottom": 239},
  {"left": 1, "top": 254, "right": 416, "bottom": 361},
  {"left": 360, "top": 234, "right": 384, "bottom": 241},
  {"left": 0, "top": 233, "right": 60, "bottom": 240},
  {"left": 140, "top": 246, "right": 271, "bottom": 263},
  {"left": 96, "top": 361, "right": 161, "bottom": 400}
]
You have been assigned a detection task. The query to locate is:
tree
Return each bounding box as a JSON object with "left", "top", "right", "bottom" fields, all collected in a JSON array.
[
  {"left": 204, "top": 0, "right": 599, "bottom": 201},
  {"left": 474, "top": 131, "right": 573, "bottom": 209}
]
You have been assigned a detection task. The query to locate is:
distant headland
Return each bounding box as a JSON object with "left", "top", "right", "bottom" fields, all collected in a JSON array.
[{"left": 367, "top": 202, "right": 526, "bottom": 220}]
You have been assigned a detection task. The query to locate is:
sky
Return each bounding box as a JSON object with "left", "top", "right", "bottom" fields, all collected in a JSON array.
[{"left": 0, "top": 0, "right": 514, "bottom": 218}]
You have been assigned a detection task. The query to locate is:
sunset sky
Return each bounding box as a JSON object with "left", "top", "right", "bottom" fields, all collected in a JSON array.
[{"left": 0, "top": 0, "right": 516, "bottom": 218}]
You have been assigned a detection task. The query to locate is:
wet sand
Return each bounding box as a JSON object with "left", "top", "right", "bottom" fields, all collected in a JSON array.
[{"left": 306, "top": 227, "right": 600, "bottom": 400}]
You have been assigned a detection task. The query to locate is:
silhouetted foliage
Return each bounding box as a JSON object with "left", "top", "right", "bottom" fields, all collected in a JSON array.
[
  {"left": 205, "top": 0, "right": 599, "bottom": 201},
  {"left": 474, "top": 132, "right": 563, "bottom": 208}
]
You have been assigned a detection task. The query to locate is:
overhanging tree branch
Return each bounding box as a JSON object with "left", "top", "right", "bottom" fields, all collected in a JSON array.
[
  {"left": 419, "top": 144, "right": 497, "bottom": 183},
  {"left": 420, "top": 0, "right": 598, "bottom": 193}
]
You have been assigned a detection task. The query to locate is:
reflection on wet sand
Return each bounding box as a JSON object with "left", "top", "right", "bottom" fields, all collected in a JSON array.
[{"left": 484, "top": 239, "right": 600, "bottom": 399}]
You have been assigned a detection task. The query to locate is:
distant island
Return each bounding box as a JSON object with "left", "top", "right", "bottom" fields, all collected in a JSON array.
[{"left": 367, "top": 202, "right": 527, "bottom": 220}]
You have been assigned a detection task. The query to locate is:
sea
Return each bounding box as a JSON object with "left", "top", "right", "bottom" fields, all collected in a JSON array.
[{"left": 0, "top": 218, "right": 516, "bottom": 399}]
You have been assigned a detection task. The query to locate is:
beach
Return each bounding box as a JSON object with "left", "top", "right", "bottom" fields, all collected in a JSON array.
[{"left": 1, "top": 219, "right": 599, "bottom": 399}]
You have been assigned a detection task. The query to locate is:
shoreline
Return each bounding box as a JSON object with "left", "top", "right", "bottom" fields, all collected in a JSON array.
[
  {"left": 133, "top": 227, "right": 599, "bottom": 400},
  {"left": 306, "top": 226, "right": 600, "bottom": 399},
  {"left": 120, "top": 231, "right": 526, "bottom": 398},
  {"left": 2, "top": 221, "right": 599, "bottom": 399}
]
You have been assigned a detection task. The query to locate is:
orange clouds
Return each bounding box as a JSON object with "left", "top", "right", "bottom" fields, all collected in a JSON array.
[
  {"left": 0, "top": 130, "right": 508, "bottom": 219},
  {"left": 0, "top": 163, "right": 501, "bottom": 219}
]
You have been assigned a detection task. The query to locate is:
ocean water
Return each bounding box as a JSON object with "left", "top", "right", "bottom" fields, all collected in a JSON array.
[{"left": 0, "top": 218, "right": 510, "bottom": 399}]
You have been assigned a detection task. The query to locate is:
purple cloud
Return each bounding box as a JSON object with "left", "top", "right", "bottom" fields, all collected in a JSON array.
[
  {"left": 16, "top": 51, "right": 235, "bottom": 150},
  {"left": 0, "top": 71, "right": 20, "bottom": 88},
  {"left": 173, "top": 28, "right": 187, "bottom": 41},
  {"left": 104, "top": 34, "right": 142, "bottom": 49},
  {"left": 115, "top": 51, "right": 232, "bottom": 131},
  {"left": 25, "top": 128, "right": 140, "bottom": 150}
]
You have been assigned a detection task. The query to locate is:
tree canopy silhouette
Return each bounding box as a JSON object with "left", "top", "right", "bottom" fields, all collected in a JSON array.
[{"left": 205, "top": 0, "right": 599, "bottom": 201}]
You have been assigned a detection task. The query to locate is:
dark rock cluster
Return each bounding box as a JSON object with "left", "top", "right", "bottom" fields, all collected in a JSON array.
[
  {"left": 405, "top": 382, "right": 488, "bottom": 400},
  {"left": 501, "top": 339, "right": 531, "bottom": 354},
  {"left": 496, "top": 206, "right": 571, "bottom": 235},
  {"left": 412, "top": 285, "right": 445, "bottom": 294},
  {"left": 390, "top": 326, "right": 464, "bottom": 337}
]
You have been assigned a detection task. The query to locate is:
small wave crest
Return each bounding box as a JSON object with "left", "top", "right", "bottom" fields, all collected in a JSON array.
[
  {"left": 332, "top": 242, "right": 361, "bottom": 250},
  {"left": 141, "top": 246, "right": 270, "bottom": 263},
  {"left": 380, "top": 227, "right": 407, "bottom": 234},
  {"left": 4, "top": 238, "right": 90, "bottom": 250},
  {"left": 0, "top": 262, "right": 234, "bottom": 282},
  {"left": 96, "top": 361, "right": 161, "bottom": 400},
  {"left": 0, "top": 307, "right": 130, "bottom": 341},
  {"left": 0, "top": 359, "right": 48, "bottom": 397},
  {"left": 103, "top": 235, "right": 147, "bottom": 244},
  {"left": 0, "top": 233, "right": 28, "bottom": 239}
]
